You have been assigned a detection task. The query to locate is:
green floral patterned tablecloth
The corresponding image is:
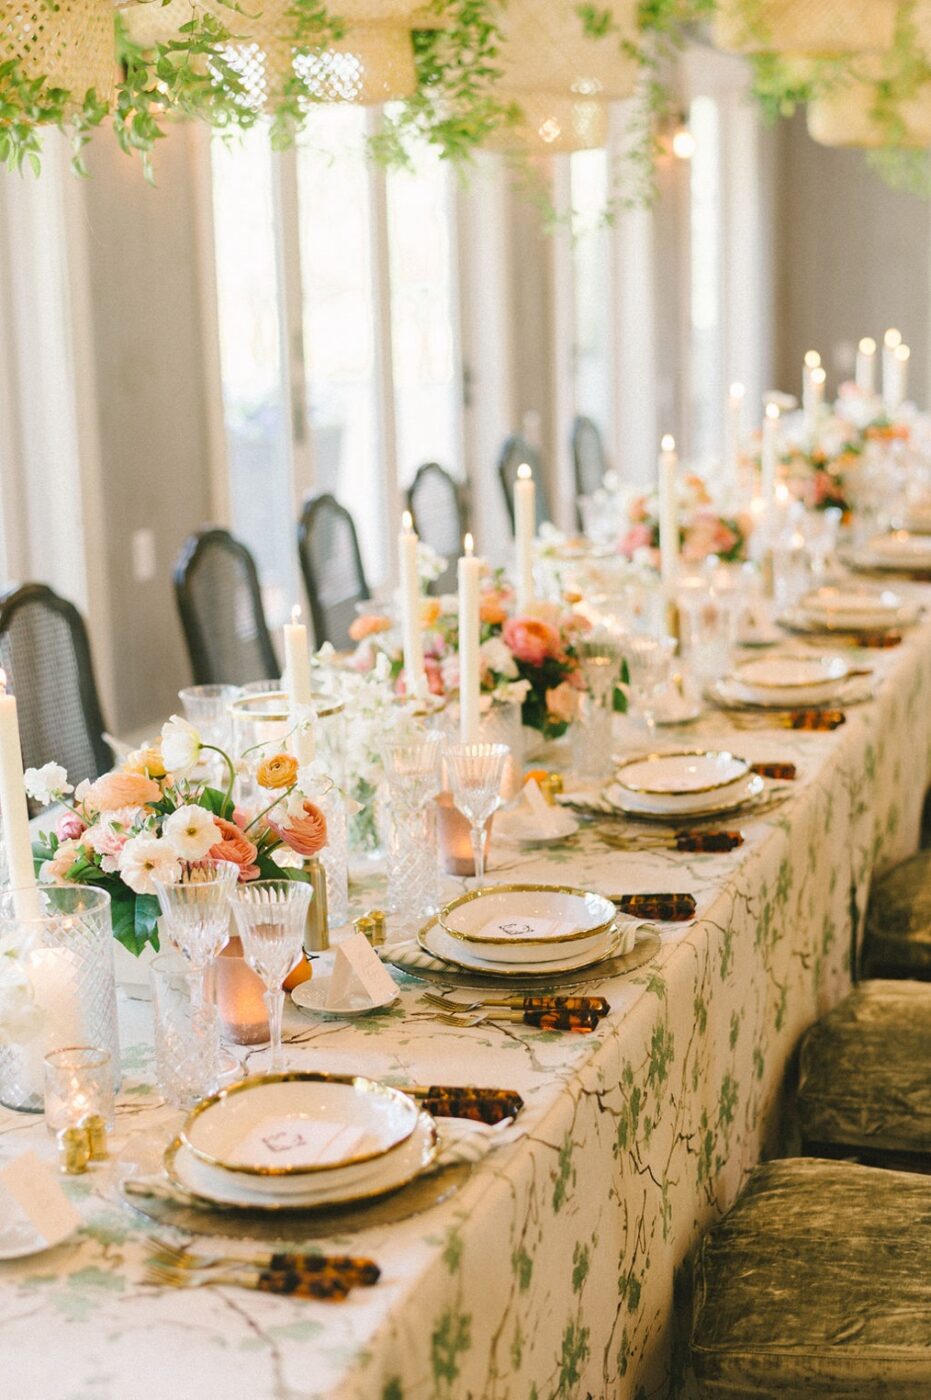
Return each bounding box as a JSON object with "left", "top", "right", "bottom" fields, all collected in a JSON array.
[{"left": 3, "top": 613, "right": 931, "bottom": 1400}]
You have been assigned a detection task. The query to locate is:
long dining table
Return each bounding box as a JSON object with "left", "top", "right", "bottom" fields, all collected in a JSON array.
[{"left": 2, "top": 593, "right": 931, "bottom": 1400}]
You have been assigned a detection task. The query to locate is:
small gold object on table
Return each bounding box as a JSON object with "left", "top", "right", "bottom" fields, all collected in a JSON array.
[
  {"left": 57, "top": 1127, "right": 91, "bottom": 1175},
  {"left": 304, "top": 857, "right": 330, "bottom": 952}
]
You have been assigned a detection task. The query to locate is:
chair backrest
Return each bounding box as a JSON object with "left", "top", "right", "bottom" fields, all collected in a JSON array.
[
  {"left": 297, "top": 493, "right": 370, "bottom": 650},
  {"left": 498, "top": 433, "right": 550, "bottom": 530},
  {"left": 0, "top": 583, "right": 111, "bottom": 796},
  {"left": 572, "top": 415, "right": 608, "bottom": 502},
  {"left": 406, "top": 462, "right": 468, "bottom": 595},
  {"left": 174, "top": 528, "right": 279, "bottom": 685}
]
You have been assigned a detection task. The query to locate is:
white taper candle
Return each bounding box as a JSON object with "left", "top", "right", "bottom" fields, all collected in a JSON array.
[
  {"left": 514, "top": 462, "right": 536, "bottom": 614},
  {"left": 457, "top": 534, "right": 482, "bottom": 744},
  {"left": 399, "top": 511, "right": 427, "bottom": 700},
  {"left": 283, "top": 605, "right": 315, "bottom": 765}
]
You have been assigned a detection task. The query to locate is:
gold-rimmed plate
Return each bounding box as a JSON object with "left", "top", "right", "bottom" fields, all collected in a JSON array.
[
  {"left": 602, "top": 773, "right": 766, "bottom": 822},
  {"left": 614, "top": 749, "right": 749, "bottom": 798},
  {"left": 182, "top": 1072, "right": 419, "bottom": 1180},
  {"left": 438, "top": 884, "right": 616, "bottom": 964},
  {"left": 420, "top": 917, "right": 627, "bottom": 977},
  {"left": 165, "top": 1112, "right": 438, "bottom": 1212}
]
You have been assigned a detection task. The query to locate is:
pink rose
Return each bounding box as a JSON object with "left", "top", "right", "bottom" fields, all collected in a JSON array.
[
  {"left": 83, "top": 822, "right": 130, "bottom": 874},
  {"left": 619, "top": 523, "right": 654, "bottom": 559},
  {"left": 546, "top": 682, "right": 579, "bottom": 725},
  {"left": 424, "top": 657, "right": 446, "bottom": 696},
  {"left": 56, "top": 812, "right": 86, "bottom": 842},
  {"left": 502, "top": 616, "right": 563, "bottom": 668},
  {"left": 439, "top": 653, "right": 460, "bottom": 693}
]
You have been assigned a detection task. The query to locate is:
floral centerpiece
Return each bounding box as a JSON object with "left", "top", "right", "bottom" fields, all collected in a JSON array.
[
  {"left": 348, "top": 578, "right": 590, "bottom": 741},
  {"left": 619, "top": 474, "right": 753, "bottom": 567},
  {"left": 27, "top": 717, "right": 328, "bottom": 956}
]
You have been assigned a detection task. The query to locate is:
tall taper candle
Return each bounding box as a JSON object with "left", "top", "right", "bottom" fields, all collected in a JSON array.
[
  {"left": 458, "top": 534, "right": 481, "bottom": 744},
  {"left": 514, "top": 462, "right": 536, "bottom": 613},
  {"left": 283, "top": 605, "right": 315, "bottom": 765},
  {"left": 0, "top": 670, "right": 40, "bottom": 918},
  {"left": 761, "top": 402, "right": 780, "bottom": 503},
  {"left": 658, "top": 435, "right": 679, "bottom": 597},
  {"left": 882, "top": 328, "right": 902, "bottom": 413},
  {"left": 399, "top": 511, "right": 427, "bottom": 699},
  {"left": 856, "top": 337, "right": 876, "bottom": 394},
  {"left": 891, "top": 343, "right": 910, "bottom": 413},
  {"left": 724, "top": 382, "right": 744, "bottom": 502}
]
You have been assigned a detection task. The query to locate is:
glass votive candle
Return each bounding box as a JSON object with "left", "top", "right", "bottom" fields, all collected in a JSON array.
[
  {"left": 435, "top": 792, "right": 493, "bottom": 876},
  {"left": 43, "top": 1046, "right": 115, "bottom": 1136}
]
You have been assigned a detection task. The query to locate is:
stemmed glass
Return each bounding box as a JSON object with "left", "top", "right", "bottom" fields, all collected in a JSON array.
[
  {"left": 572, "top": 638, "right": 622, "bottom": 779},
  {"left": 445, "top": 743, "right": 509, "bottom": 885},
  {"left": 153, "top": 859, "right": 239, "bottom": 1011},
  {"left": 228, "top": 880, "right": 312, "bottom": 1072},
  {"left": 624, "top": 634, "right": 677, "bottom": 736},
  {"left": 381, "top": 726, "right": 443, "bottom": 925}
]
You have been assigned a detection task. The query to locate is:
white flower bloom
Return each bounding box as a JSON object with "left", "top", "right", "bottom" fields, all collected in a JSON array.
[
  {"left": 480, "top": 636, "right": 519, "bottom": 680},
  {"left": 163, "top": 804, "right": 220, "bottom": 860},
  {"left": 0, "top": 936, "right": 40, "bottom": 1046},
  {"left": 161, "top": 715, "right": 201, "bottom": 775},
  {"left": 118, "top": 835, "right": 181, "bottom": 896},
  {"left": 23, "top": 763, "right": 72, "bottom": 807}
]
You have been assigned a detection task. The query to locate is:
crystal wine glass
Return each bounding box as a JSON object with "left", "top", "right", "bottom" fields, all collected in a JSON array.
[
  {"left": 153, "top": 859, "right": 239, "bottom": 1010},
  {"left": 624, "top": 633, "right": 677, "bottom": 736},
  {"left": 381, "top": 726, "right": 443, "bottom": 925},
  {"left": 445, "top": 743, "right": 509, "bottom": 885},
  {"left": 228, "top": 880, "right": 312, "bottom": 1072}
]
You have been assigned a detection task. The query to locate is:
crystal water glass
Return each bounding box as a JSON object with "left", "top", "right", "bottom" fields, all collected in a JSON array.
[
  {"left": 624, "top": 634, "right": 677, "bottom": 736},
  {"left": 151, "top": 952, "right": 220, "bottom": 1109},
  {"left": 229, "top": 880, "right": 312, "bottom": 1072},
  {"left": 445, "top": 743, "right": 509, "bottom": 885},
  {"left": 381, "top": 727, "right": 443, "bottom": 925},
  {"left": 43, "top": 1045, "right": 115, "bottom": 1134},
  {"left": 572, "top": 639, "right": 621, "bottom": 780},
  {"left": 179, "top": 685, "right": 238, "bottom": 784}
]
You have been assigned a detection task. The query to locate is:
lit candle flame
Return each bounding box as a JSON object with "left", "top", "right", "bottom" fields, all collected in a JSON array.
[
  {"left": 463, "top": 533, "right": 474, "bottom": 557},
  {"left": 812, "top": 366, "right": 826, "bottom": 385},
  {"left": 660, "top": 434, "right": 676, "bottom": 453},
  {"left": 895, "top": 344, "right": 911, "bottom": 363},
  {"left": 0, "top": 667, "right": 6, "bottom": 695},
  {"left": 859, "top": 337, "right": 876, "bottom": 355},
  {"left": 804, "top": 349, "right": 821, "bottom": 369},
  {"left": 884, "top": 328, "right": 902, "bottom": 350},
  {"left": 765, "top": 402, "right": 781, "bottom": 421},
  {"left": 291, "top": 605, "right": 302, "bottom": 626},
  {"left": 729, "top": 382, "right": 745, "bottom": 399},
  {"left": 516, "top": 462, "right": 532, "bottom": 481},
  {"left": 402, "top": 510, "right": 413, "bottom": 531},
  {"left": 775, "top": 482, "right": 790, "bottom": 504}
]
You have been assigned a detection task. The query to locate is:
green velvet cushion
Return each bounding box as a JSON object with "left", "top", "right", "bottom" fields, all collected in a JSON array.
[
  {"left": 797, "top": 980, "right": 931, "bottom": 1158},
  {"left": 863, "top": 851, "right": 931, "bottom": 979},
  {"left": 692, "top": 1158, "right": 931, "bottom": 1398}
]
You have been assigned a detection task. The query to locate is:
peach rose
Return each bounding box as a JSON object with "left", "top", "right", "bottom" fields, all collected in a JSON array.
[
  {"left": 546, "top": 681, "right": 579, "bottom": 725},
  {"left": 502, "top": 616, "right": 563, "bottom": 668},
  {"left": 84, "top": 772, "right": 162, "bottom": 813},
  {"left": 208, "top": 817, "right": 260, "bottom": 882},
  {"left": 273, "top": 801, "right": 328, "bottom": 859},
  {"left": 349, "top": 614, "right": 392, "bottom": 643}
]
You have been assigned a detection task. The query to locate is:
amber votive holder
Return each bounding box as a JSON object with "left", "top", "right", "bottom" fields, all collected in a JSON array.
[
  {"left": 211, "top": 937, "right": 269, "bottom": 1046},
  {"left": 435, "top": 792, "right": 494, "bottom": 877}
]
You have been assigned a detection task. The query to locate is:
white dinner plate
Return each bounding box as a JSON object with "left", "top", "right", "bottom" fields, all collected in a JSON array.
[
  {"left": 603, "top": 773, "right": 765, "bottom": 820},
  {"left": 614, "top": 750, "right": 749, "bottom": 797},
  {"left": 492, "top": 807, "right": 580, "bottom": 845},
  {"left": 439, "top": 885, "right": 616, "bottom": 965},
  {"left": 728, "top": 654, "right": 849, "bottom": 706},
  {"left": 797, "top": 585, "right": 916, "bottom": 631},
  {"left": 291, "top": 975, "right": 399, "bottom": 1018},
  {"left": 866, "top": 530, "right": 931, "bottom": 565},
  {"left": 165, "top": 1112, "right": 438, "bottom": 1211},
  {"left": 419, "top": 917, "right": 628, "bottom": 976},
  {"left": 0, "top": 1218, "right": 78, "bottom": 1261},
  {"left": 182, "top": 1073, "right": 419, "bottom": 1178}
]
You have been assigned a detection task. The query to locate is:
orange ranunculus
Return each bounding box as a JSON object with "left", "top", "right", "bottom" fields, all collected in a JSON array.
[
  {"left": 502, "top": 615, "right": 563, "bottom": 667},
  {"left": 349, "top": 614, "right": 392, "bottom": 643},
  {"left": 84, "top": 771, "right": 162, "bottom": 813},
  {"left": 256, "top": 753, "right": 299, "bottom": 790},
  {"left": 273, "top": 801, "right": 328, "bottom": 859},
  {"left": 420, "top": 598, "right": 442, "bottom": 628},
  {"left": 480, "top": 592, "right": 509, "bottom": 626},
  {"left": 208, "top": 817, "right": 260, "bottom": 882},
  {"left": 122, "top": 744, "right": 167, "bottom": 779}
]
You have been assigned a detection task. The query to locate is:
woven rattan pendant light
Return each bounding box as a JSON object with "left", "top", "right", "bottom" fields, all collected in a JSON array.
[
  {"left": 484, "top": 94, "right": 610, "bottom": 154},
  {"left": 2, "top": 0, "right": 117, "bottom": 100},
  {"left": 496, "top": 0, "right": 638, "bottom": 99},
  {"left": 714, "top": 0, "right": 898, "bottom": 57}
]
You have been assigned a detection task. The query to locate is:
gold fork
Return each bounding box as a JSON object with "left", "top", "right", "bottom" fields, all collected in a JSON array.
[
  {"left": 143, "top": 1258, "right": 353, "bottom": 1299},
  {"left": 145, "top": 1235, "right": 380, "bottom": 1284}
]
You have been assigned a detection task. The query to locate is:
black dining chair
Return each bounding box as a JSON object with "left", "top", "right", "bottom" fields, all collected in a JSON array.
[
  {"left": 571, "top": 415, "right": 608, "bottom": 503},
  {"left": 406, "top": 462, "right": 468, "bottom": 595},
  {"left": 497, "top": 432, "right": 551, "bottom": 530},
  {"left": 174, "top": 528, "right": 279, "bottom": 686},
  {"left": 297, "top": 493, "right": 371, "bottom": 650},
  {"left": 0, "top": 582, "right": 112, "bottom": 797}
]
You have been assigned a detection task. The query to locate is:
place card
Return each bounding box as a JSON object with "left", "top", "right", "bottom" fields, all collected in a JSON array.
[
  {"left": 0, "top": 1152, "right": 81, "bottom": 1256},
  {"left": 231, "top": 1118, "right": 372, "bottom": 1170},
  {"left": 327, "top": 934, "right": 398, "bottom": 1009}
]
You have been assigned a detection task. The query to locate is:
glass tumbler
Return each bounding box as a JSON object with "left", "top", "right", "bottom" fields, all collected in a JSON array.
[{"left": 151, "top": 952, "right": 221, "bottom": 1109}]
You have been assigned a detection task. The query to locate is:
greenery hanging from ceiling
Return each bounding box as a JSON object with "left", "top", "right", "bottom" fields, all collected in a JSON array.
[{"left": 1, "top": 0, "right": 931, "bottom": 200}]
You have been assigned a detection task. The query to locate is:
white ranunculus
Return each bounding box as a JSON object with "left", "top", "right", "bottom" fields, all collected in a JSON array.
[
  {"left": 480, "top": 636, "right": 519, "bottom": 680},
  {"left": 118, "top": 834, "right": 181, "bottom": 897},
  {"left": 0, "top": 936, "right": 40, "bottom": 1045},
  {"left": 160, "top": 715, "right": 201, "bottom": 775},
  {"left": 163, "top": 804, "right": 220, "bottom": 860},
  {"left": 23, "top": 762, "right": 72, "bottom": 807}
]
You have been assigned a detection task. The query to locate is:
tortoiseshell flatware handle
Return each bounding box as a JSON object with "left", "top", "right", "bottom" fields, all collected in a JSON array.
[
  {"left": 257, "top": 1268, "right": 351, "bottom": 1300},
  {"left": 673, "top": 831, "right": 743, "bottom": 853},
  {"left": 616, "top": 892, "right": 696, "bottom": 921},
  {"left": 522, "top": 1008, "right": 601, "bottom": 1033},
  {"left": 267, "top": 1254, "right": 381, "bottom": 1286},
  {"left": 415, "top": 1086, "right": 524, "bottom": 1124},
  {"left": 516, "top": 995, "right": 609, "bottom": 1016},
  {"left": 782, "top": 710, "right": 845, "bottom": 730},
  {"left": 750, "top": 762, "right": 797, "bottom": 781}
]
